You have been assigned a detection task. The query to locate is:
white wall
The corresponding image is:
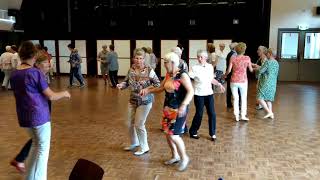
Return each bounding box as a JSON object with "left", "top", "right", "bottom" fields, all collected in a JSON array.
[{"left": 269, "top": 0, "right": 320, "bottom": 49}]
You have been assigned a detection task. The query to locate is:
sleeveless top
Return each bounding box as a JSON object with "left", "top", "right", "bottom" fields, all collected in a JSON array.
[{"left": 164, "top": 70, "right": 188, "bottom": 109}]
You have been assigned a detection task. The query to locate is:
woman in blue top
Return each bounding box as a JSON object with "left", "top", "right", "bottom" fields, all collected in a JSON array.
[{"left": 10, "top": 41, "right": 71, "bottom": 180}]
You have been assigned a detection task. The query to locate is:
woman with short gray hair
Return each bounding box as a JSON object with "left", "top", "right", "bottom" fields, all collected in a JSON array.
[{"left": 117, "top": 48, "right": 160, "bottom": 156}]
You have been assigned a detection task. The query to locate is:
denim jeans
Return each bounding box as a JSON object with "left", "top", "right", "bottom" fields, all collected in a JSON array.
[
  {"left": 69, "top": 66, "right": 84, "bottom": 86},
  {"left": 25, "top": 122, "right": 51, "bottom": 180},
  {"left": 128, "top": 103, "right": 152, "bottom": 151}
]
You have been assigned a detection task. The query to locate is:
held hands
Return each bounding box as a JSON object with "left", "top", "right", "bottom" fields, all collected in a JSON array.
[{"left": 139, "top": 88, "right": 150, "bottom": 97}]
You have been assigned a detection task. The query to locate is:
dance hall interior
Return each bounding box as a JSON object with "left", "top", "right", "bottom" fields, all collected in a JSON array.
[{"left": 1, "top": 0, "right": 320, "bottom": 179}]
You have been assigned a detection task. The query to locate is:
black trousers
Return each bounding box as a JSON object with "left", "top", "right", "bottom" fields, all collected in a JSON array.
[
  {"left": 189, "top": 95, "right": 216, "bottom": 136},
  {"left": 109, "top": 70, "right": 119, "bottom": 87},
  {"left": 226, "top": 79, "right": 241, "bottom": 107}
]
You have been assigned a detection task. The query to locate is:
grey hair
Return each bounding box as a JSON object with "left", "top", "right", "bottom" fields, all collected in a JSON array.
[
  {"left": 5, "top": 46, "right": 11, "bottom": 51},
  {"left": 258, "top": 46, "right": 268, "bottom": 55},
  {"left": 229, "top": 42, "right": 238, "bottom": 50},
  {"left": 164, "top": 52, "right": 180, "bottom": 67},
  {"left": 171, "top": 47, "right": 182, "bottom": 56},
  {"left": 197, "top": 49, "right": 208, "bottom": 58}
]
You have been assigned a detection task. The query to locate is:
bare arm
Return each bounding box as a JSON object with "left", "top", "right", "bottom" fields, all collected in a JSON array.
[
  {"left": 141, "top": 78, "right": 165, "bottom": 95},
  {"left": 248, "top": 61, "right": 253, "bottom": 72},
  {"left": 180, "top": 73, "right": 194, "bottom": 106},
  {"left": 43, "top": 88, "right": 70, "bottom": 101}
]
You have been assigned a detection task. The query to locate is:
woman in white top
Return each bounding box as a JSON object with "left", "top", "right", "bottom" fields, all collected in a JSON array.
[
  {"left": 0, "top": 46, "right": 14, "bottom": 89},
  {"left": 189, "top": 50, "right": 225, "bottom": 141}
]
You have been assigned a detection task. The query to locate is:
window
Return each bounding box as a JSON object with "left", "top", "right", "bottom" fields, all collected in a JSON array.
[
  {"left": 280, "top": 33, "right": 299, "bottom": 59},
  {"left": 304, "top": 33, "right": 320, "bottom": 60}
]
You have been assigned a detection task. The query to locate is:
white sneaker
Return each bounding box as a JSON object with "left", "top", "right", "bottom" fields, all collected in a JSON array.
[
  {"left": 178, "top": 156, "right": 190, "bottom": 171},
  {"left": 133, "top": 149, "right": 149, "bottom": 156},
  {"left": 123, "top": 144, "right": 139, "bottom": 151},
  {"left": 241, "top": 116, "right": 249, "bottom": 121}
]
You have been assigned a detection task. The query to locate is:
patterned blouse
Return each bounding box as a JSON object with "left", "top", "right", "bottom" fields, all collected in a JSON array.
[
  {"left": 230, "top": 55, "right": 251, "bottom": 83},
  {"left": 123, "top": 65, "right": 160, "bottom": 106}
]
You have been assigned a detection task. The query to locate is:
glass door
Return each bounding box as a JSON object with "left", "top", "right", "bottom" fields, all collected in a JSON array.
[{"left": 277, "top": 29, "right": 320, "bottom": 82}]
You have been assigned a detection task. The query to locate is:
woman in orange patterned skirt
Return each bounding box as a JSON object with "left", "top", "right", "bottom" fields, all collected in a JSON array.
[{"left": 140, "top": 52, "right": 194, "bottom": 171}]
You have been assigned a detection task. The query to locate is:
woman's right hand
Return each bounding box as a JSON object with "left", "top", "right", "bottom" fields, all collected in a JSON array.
[
  {"left": 64, "top": 91, "right": 71, "bottom": 99},
  {"left": 116, "top": 83, "right": 124, "bottom": 89},
  {"left": 139, "top": 88, "right": 150, "bottom": 96}
]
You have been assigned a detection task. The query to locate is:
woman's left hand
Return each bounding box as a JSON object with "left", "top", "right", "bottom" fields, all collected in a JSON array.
[{"left": 178, "top": 104, "right": 187, "bottom": 117}]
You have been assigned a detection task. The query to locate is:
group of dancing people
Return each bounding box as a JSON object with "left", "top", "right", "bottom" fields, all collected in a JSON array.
[{"left": 7, "top": 40, "right": 279, "bottom": 179}]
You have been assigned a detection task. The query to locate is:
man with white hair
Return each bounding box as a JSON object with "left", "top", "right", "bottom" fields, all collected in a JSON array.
[
  {"left": 172, "top": 46, "right": 188, "bottom": 72},
  {"left": 0, "top": 45, "right": 14, "bottom": 89},
  {"left": 215, "top": 43, "right": 229, "bottom": 83},
  {"left": 225, "top": 42, "right": 238, "bottom": 108}
]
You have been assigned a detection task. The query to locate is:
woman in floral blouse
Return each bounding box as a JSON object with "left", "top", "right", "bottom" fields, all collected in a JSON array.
[{"left": 117, "top": 48, "right": 160, "bottom": 156}]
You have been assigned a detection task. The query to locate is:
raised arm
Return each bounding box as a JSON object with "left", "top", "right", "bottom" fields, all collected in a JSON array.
[{"left": 43, "top": 88, "right": 71, "bottom": 101}]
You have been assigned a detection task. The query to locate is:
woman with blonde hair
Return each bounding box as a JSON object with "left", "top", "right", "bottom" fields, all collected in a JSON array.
[
  {"left": 253, "top": 48, "right": 279, "bottom": 119},
  {"left": 140, "top": 52, "right": 194, "bottom": 171},
  {"left": 117, "top": 48, "right": 160, "bottom": 156},
  {"left": 224, "top": 42, "right": 253, "bottom": 121}
]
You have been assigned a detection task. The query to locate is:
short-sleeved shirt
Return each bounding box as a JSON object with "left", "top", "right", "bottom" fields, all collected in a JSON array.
[
  {"left": 107, "top": 51, "right": 119, "bottom": 71},
  {"left": 230, "top": 55, "right": 251, "bottom": 83},
  {"left": 189, "top": 63, "right": 214, "bottom": 96},
  {"left": 98, "top": 51, "right": 108, "bottom": 64},
  {"left": 10, "top": 67, "right": 50, "bottom": 128}
]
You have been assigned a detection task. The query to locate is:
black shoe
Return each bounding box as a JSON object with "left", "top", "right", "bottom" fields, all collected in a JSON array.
[
  {"left": 190, "top": 134, "right": 200, "bottom": 139},
  {"left": 211, "top": 135, "right": 217, "bottom": 141}
]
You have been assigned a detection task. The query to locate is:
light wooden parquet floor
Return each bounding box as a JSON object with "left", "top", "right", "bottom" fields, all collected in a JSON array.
[{"left": 1, "top": 77, "right": 320, "bottom": 180}]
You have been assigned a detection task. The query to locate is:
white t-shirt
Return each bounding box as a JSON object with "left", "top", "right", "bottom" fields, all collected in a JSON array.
[
  {"left": 189, "top": 63, "right": 214, "bottom": 96},
  {"left": 215, "top": 50, "right": 229, "bottom": 73}
]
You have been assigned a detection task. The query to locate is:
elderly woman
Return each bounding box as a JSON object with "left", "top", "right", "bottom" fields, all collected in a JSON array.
[
  {"left": 225, "top": 42, "right": 253, "bottom": 121},
  {"left": 10, "top": 51, "right": 53, "bottom": 173},
  {"left": 0, "top": 45, "right": 14, "bottom": 89},
  {"left": 172, "top": 47, "right": 188, "bottom": 72},
  {"left": 189, "top": 50, "right": 225, "bottom": 141},
  {"left": 255, "top": 46, "right": 268, "bottom": 110},
  {"left": 117, "top": 48, "right": 160, "bottom": 156},
  {"left": 253, "top": 48, "right": 279, "bottom": 119},
  {"left": 10, "top": 41, "right": 70, "bottom": 180},
  {"left": 140, "top": 52, "right": 194, "bottom": 171},
  {"left": 97, "top": 45, "right": 109, "bottom": 85}
]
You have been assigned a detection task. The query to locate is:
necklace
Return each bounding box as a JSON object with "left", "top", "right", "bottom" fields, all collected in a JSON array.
[{"left": 21, "top": 62, "right": 32, "bottom": 66}]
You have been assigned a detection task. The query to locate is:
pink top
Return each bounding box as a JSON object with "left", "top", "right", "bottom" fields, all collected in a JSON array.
[{"left": 230, "top": 55, "right": 251, "bottom": 83}]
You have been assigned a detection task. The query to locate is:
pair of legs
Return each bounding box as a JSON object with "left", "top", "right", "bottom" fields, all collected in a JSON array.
[
  {"left": 2, "top": 69, "right": 12, "bottom": 89},
  {"left": 258, "top": 99, "right": 274, "bottom": 118},
  {"left": 109, "top": 70, "right": 118, "bottom": 87},
  {"left": 230, "top": 82, "right": 248, "bottom": 121},
  {"left": 226, "top": 79, "right": 242, "bottom": 108},
  {"left": 69, "top": 66, "right": 85, "bottom": 86},
  {"left": 162, "top": 106, "right": 189, "bottom": 171},
  {"left": 126, "top": 103, "right": 152, "bottom": 155},
  {"left": 100, "top": 63, "right": 109, "bottom": 85},
  {"left": 189, "top": 95, "right": 216, "bottom": 138},
  {"left": 24, "top": 122, "right": 51, "bottom": 180},
  {"left": 11, "top": 101, "right": 52, "bottom": 174},
  {"left": 165, "top": 134, "right": 189, "bottom": 171}
]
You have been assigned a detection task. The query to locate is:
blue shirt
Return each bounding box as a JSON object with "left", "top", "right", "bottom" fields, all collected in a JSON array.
[{"left": 107, "top": 51, "right": 119, "bottom": 71}]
